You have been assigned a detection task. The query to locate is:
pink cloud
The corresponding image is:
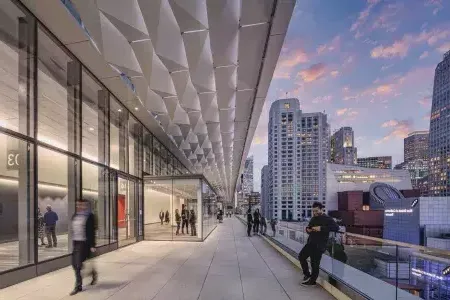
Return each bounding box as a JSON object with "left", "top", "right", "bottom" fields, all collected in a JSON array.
[
  {"left": 425, "top": 0, "right": 443, "bottom": 14},
  {"left": 371, "top": 27, "right": 450, "bottom": 59},
  {"left": 376, "top": 119, "right": 414, "bottom": 144},
  {"left": 437, "top": 42, "right": 450, "bottom": 53},
  {"left": 371, "top": 3, "right": 402, "bottom": 33},
  {"left": 317, "top": 36, "right": 341, "bottom": 54},
  {"left": 350, "top": 0, "right": 381, "bottom": 37},
  {"left": 312, "top": 95, "right": 332, "bottom": 104},
  {"left": 418, "top": 96, "right": 431, "bottom": 106},
  {"left": 297, "top": 63, "right": 327, "bottom": 83},
  {"left": 273, "top": 47, "right": 309, "bottom": 79},
  {"left": 330, "top": 70, "right": 340, "bottom": 77},
  {"left": 336, "top": 108, "right": 359, "bottom": 118},
  {"left": 336, "top": 108, "right": 348, "bottom": 116},
  {"left": 419, "top": 51, "right": 429, "bottom": 59},
  {"left": 381, "top": 64, "right": 393, "bottom": 71}
]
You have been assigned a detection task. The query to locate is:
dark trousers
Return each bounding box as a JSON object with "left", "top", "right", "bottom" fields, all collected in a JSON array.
[
  {"left": 260, "top": 224, "right": 267, "bottom": 234},
  {"left": 176, "top": 222, "right": 180, "bottom": 235},
  {"left": 182, "top": 219, "right": 189, "bottom": 234},
  {"left": 72, "top": 241, "right": 96, "bottom": 289},
  {"left": 253, "top": 221, "right": 259, "bottom": 233},
  {"left": 247, "top": 223, "right": 252, "bottom": 236},
  {"left": 46, "top": 225, "right": 57, "bottom": 246},
  {"left": 298, "top": 243, "right": 323, "bottom": 283},
  {"left": 190, "top": 223, "right": 196, "bottom": 236},
  {"left": 271, "top": 224, "right": 276, "bottom": 236},
  {"left": 160, "top": 218, "right": 163, "bottom": 225}
]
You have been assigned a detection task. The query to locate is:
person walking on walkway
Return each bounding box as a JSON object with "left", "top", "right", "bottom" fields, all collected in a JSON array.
[
  {"left": 270, "top": 218, "right": 277, "bottom": 237},
  {"left": 246, "top": 209, "right": 253, "bottom": 237},
  {"left": 260, "top": 216, "right": 267, "bottom": 235},
  {"left": 175, "top": 209, "right": 181, "bottom": 235},
  {"left": 253, "top": 209, "right": 260, "bottom": 234},
  {"left": 181, "top": 204, "right": 189, "bottom": 235},
  {"left": 44, "top": 205, "right": 58, "bottom": 248},
  {"left": 70, "top": 199, "right": 97, "bottom": 296},
  {"left": 189, "top": 209, "right": 196, "bottom": 236},
  {"left": 299, "top": 202, "right": 339, "bottom": 286}
]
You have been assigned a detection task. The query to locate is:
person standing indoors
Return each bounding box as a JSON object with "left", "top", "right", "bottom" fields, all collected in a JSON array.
[
  {"left": 181, "top": 204, "right": 189, "bottom": 235},
  {"left": 165, "top": 210, "right": 170, "bottom": 224},
  {"left": 246, "top": 209, "right": 253, "bottom": 237},
  {"left": 159, "top": 210, "right": 164, "bottom": 225},
  {"left": 44, "top": 205, "right": 58, "bottom": 248},
  {"left": 175, "top": 209, "right": 181, "bottom": 235},
  {"left": 189, "top": 209, "right": 196, "bottom": 236},
  {"left": 299, "top": 202, "right": 339, "bottom": 286},
  {"left": 70, "top": 199, "right": 97, "bottom": 296},
  {"left": 253, "top": 209, "right": 260, "bottom": 234},
  {"left": 37, "top": 208, "right": 46, "bottom": 246}
]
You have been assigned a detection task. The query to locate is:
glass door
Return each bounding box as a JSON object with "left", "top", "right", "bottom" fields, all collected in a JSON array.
[{"left": 117, "top": 176, "right": 137, "bottom": 247}]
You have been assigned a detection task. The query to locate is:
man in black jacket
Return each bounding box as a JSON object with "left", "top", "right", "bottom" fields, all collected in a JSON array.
[
  {"left": 299, "top": 202, "right": 339, "bottom": 286},
  {"left": 70, "top": 199, "right": 97, "bottom": 296},
  {"left": 181, "top": 204, "right": 189, "bottom": 235},
  {"left": 246, "top": 209, "right": 253, "bottom": 237}
]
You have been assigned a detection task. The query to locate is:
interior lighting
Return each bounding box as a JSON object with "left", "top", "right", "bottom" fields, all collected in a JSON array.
[
  {"left": 443, "top": 266, "right": 450, "bottom": 276},
  {"left": 134, "top": 107, "right": 139, "bottom": 111},
  {"left": 182, "top": 29, "right": 208, "bottom": 34},
  {"left": 118, "top": 108, "right": 122, "bottom": 112},
  {"left": 240, "top": 22, "right": 268, "bottom": 28},
  {"left": 89, "top": 127, "right": 94, "bottom": 131}
]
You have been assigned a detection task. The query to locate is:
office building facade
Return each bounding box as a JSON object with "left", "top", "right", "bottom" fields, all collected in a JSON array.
[
  {"left": 243, "top": 156, "right": 254, "bottom": 197},
  {"left": 268, "top": 98, "right": 329, "bottom": 220},
  {"left": 405, "top": 131, "right": 429, "bottom": 163},
  {"left": 261, "top": 165, "right": 269, "bottom": 218},
  {"left": 357, "top": 156, "right": 392, "bottom": 169},
  {"left": 331, "top": 127, "right": 357, "bottom": 165},
  {"left": 429, "top": 50, "right": 450, "bottom": 196},
  {"left": 0, "top": 0, "right": 294, "bottom": 288}
]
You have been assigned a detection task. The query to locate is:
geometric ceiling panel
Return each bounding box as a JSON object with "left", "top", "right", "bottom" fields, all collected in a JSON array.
[{"left": 38, "top": 0, "right": 294, "bottom": 201}]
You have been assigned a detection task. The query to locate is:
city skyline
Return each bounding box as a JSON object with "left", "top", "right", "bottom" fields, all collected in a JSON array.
[{"left": 249, "top": 0, "right": 450, "bottom": 191}]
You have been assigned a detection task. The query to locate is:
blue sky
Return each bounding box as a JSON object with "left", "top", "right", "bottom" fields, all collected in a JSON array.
[{"left": 249, "top": 0, "right": 450, "bottom": 191}]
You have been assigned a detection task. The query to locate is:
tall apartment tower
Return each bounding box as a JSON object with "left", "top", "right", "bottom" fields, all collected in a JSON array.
[
  {"left": 243, "top": 156, "right": 254, "bottom": 197},
  {"left": 268, "top": 98, "right": 330, "bottom": 220},
  {"left": 429, "top": 50, "right": 450, "bottom": 196},
  {"left": 405, "top": 131, "right": 429, "bottom": 163},
  {"left": 261, "top": 165, "right": 269, "bottom": 218},
  {"left": 331, "top": 127, "right": 357, "bottom": 165}
]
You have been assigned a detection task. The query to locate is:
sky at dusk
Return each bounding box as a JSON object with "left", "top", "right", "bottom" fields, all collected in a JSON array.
[{"left": 249, "top": 0, "right": 450, "bottom": 192}]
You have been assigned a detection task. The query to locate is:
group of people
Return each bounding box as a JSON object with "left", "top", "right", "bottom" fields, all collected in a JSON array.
[
  {"left": 37, "top": 205, "right": 59, "bottom": 248},
  {"left": 159, "top": 210, "right": 170, "bottom": 225},
  {"left": 175, "top": 204, "right": 197, "bottom": 236},
  {"left": 246, "top": 208, "right": 267, "bottom": 236}
]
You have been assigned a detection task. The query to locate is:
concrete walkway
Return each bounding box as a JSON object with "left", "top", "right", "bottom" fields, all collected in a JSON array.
[{"left": 0, "top": 218, "right": 334, "bottom": 300}]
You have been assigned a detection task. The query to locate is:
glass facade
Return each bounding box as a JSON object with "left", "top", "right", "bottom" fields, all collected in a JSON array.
[
  {"left": 144, "top": 176, "right": 217, "bottom": 241},
  {"left": 0, "top": 0, "right": 196, "bottom": 282}
]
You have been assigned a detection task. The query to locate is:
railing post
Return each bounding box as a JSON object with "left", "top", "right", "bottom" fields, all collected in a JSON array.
[{"left": 395, "top": 245, "right": 399, "bottom": 300}]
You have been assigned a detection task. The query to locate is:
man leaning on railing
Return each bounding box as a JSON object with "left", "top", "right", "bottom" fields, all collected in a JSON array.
[{"left": 298, "top": 202, "right": 339, "bottom": 287}]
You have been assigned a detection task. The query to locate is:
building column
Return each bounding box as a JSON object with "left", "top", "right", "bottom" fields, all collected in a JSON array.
[
  {"left": 67, "top": 61, "right": 81, "bottom": 251},
  {"left": 97, "top": 90, "right": 108, "bottom": 242},
  {"left": 18, "top": 16, "right": 34, "bottom": 265}
]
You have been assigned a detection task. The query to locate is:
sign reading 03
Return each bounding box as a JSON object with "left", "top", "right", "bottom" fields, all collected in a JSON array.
[{"left": 6, "top": 149, "right": 20, "bottom": 170}]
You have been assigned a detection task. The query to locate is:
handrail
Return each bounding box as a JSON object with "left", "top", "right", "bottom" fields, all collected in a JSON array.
[{"left": 277, "top": 222, "right": 450, "bottom": 260}]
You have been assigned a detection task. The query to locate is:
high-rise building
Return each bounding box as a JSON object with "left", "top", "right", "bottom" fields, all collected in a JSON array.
[
  {"left": 397, "top": 131, "right": 429, "bottom": 195},
  {"left": 405, "top": 131, "right": 429, "bottom": 163},
  {"left": 357, "top": 156, "right": 392, "bottom": 169},
  {"left": 261, "top": 165, "right": 269, "bottom": 218},
  {"left": 429, "top": 50, "right": 450, "bottom": 196},
  {"left": 331, "top": 127, "right": 357, "bottom": 165},
  {"left": 243, "top": 156, "right": 254, "bottom": 196},
  {"left": 268, "top": 98, "right": 329, "bottom": 220}
]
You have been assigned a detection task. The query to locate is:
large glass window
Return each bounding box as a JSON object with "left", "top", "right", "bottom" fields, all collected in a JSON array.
[
  {"left": 161, "top": 146, "right": 167, "bottom": 175},
  {"left": 144, "top": 178, "right": 202, "bottom": 241},
  {"left": 0, "top": 2, "right": 35, "bottom": 136},
  {"left": 37, "top": 27, "right": 80, "bottom": 153},
  {"left": 110, "top": 96, "right": 127, "bottom": 171},
  {"left": 143, "top": 129, "right": 153, "bottom": 175},
  {"left": 117, "top": 177, "right": 136, "bottom": 246},
  {"left": 202, "top": 181, "right": 217, "bottom": 238},
  {"left": 128, "top": 116, "right": 142, "bottom": 177},
  {"left": 82, "top": 161, "right": 109, "bottom": 247},
  {"left": 152, "top": 139, "right": 161, "bottom": 175},
  {"left": 0, "top": 133, "right": 34, "bottom": 272},
  {"left": 81, "top": 69, "right": 109, "bottom": 164},
  {"left": 37, "top": 146, "right": 78, "bottom": 262}
]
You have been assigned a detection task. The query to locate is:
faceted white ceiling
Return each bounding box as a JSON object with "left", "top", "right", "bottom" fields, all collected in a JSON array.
[{"left": 22, "top": 0, "right": 295, "bottom": 201}]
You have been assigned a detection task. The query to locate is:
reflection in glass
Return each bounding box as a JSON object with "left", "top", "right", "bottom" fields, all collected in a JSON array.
[
  {"left": 143, "top": 129, "right": 153, "bottom": 175},
  {"left": 37, "top": 146, "right": 78, "bottom": 262},
  {"left": 37, "top": 27, "right": 80, "bottom": 153},
  {"left": 202, "top": 181, "right": 217, "bottom": 238},
  {"left": 81, "top": 70, "right": 108, "bottom": 164},
  {"left": 0, "top": 2, "right": 34, "bottom": 136},
  {"left": 82, "top": 161, "right": 109, "bottom": 246},
  {"left": 152, "top": 139, "right": 161, "bottom": 175},
  {"left": 0, "top": 133, "right": 34, "bottom": 272},
  {"left": 144, "top": 180, "right": 172, "bottom": 240},
  {"left": 110, "top": 96, "right": 127, "bottom": 171},
  {"left": 128, "top": 116, "right": 142, "bottom": 177}
]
